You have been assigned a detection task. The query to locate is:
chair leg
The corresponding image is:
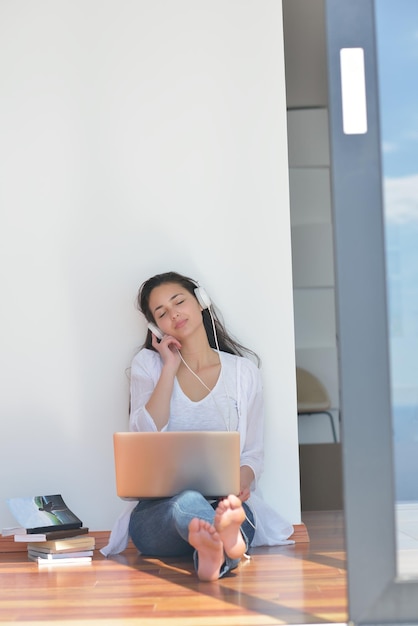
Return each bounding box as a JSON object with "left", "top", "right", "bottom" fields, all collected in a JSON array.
[{"left": 325, "top": 411, "right": 337, "bottom": 442}]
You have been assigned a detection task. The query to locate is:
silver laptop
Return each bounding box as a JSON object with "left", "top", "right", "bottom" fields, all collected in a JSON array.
[{"left": 113, "top": 431, "right": 240, "bottom": 498}]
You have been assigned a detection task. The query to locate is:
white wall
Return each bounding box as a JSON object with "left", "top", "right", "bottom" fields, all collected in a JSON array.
[{"left": 0, "top": 0, "right": 300, "bottom": 531}]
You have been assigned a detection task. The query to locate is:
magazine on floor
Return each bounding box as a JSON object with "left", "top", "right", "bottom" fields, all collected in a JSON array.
[{"left": 5, "top": 494, "right": 83, "bottom": 534}]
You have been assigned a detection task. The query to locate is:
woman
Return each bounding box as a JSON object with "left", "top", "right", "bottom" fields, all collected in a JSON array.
[{"left": 101, "top": 271, "right": 294, "bottom": 580}]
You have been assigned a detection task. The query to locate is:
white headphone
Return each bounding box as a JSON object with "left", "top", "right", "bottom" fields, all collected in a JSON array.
[{"left": 194, "top": 285, "right": 212, "bottom": 310}]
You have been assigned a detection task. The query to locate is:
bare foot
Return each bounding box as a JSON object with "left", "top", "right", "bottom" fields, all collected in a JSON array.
[
  {"left": 214, "top": 494, "right": 246, "bottom": 560},
  {"left": 188, "top": 518, "right": 224, "bottom": 582}
]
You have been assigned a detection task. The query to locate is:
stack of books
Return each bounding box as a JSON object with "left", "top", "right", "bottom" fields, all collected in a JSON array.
[
  {"left": 2, "top": 494, "right": 95, "bottom": 567},
  {"left": 27, "top": 534, "right": 95, "bottom": 567}
]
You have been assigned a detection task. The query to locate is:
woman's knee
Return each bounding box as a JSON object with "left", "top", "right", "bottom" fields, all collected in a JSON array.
[
  {"left": 174, "top": 489, "right": 207, "bottom": 508},
  {"left": 172, "top": 490, "right": 214, "bottom": 522}
]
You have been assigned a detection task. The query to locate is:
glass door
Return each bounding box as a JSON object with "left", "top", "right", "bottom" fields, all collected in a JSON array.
[
  {"left": 375, "top": 0, "right": 418, "bottom": 580},
  {"left": 325, "top": 0, "right": 418, "bottom": 622}
]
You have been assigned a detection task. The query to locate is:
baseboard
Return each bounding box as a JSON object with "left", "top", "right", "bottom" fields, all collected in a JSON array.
[
  {"left": 1, "top": 524, "right": 309, "bottom": 554},
  {"left": 289, "top": 523, "right": 309, "bottom": 543}
]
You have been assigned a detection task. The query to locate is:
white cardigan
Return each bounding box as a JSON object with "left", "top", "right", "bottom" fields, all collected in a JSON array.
[{"left": 101, "top": 350, "right": 294, "bottom": 556}]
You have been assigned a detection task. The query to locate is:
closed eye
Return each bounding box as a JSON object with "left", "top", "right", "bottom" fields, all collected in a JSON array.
[{"left": 153, "top": 293, "right": 186, "bottom": 319}]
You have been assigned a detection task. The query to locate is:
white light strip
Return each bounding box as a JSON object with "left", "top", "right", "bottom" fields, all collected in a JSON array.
[{"left": 340, "top": 47, "right": 368, "bottom": 134}]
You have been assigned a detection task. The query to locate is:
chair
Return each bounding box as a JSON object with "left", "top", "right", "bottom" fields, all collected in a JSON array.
[{"left": 296, "top": 367, "right": 337, "bottom": 442}]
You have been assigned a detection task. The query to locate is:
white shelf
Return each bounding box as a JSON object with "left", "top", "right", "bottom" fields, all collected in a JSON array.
[
  {"left": 291, "top": 223, "right": 335, "bottom": 288},
  {"left": 289, "top": 168, "right": 332, "bottom": 226},
  {"left": 287, "top": 109, "right": 330, "bottom": 167}
]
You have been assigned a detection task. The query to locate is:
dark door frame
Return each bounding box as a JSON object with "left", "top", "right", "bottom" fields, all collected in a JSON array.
[{"left": 326, "top": 0, "right": 418, "bottom": 623}]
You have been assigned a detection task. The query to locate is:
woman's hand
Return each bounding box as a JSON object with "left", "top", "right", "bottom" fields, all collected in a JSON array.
[
  {"left": 151, "top": 332, "right": 182, "bottom": 371},
  {"left": 144, "top": 333, "right": 183, "bottom": 430},
  {"left": 238, "top": 486, "right": 251, "bottom": 502},
  {"left": 239, "top": 465, "right": 255, "bottom": 502}
]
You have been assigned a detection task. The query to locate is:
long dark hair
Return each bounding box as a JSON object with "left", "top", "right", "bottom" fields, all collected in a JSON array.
[{"left": 137, "top": 271, "right": 260, "bottom": 365}]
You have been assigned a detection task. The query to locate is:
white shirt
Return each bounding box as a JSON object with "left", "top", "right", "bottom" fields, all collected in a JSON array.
[{"left": 101, "top": 349, "right": 294, "bottom": 556}]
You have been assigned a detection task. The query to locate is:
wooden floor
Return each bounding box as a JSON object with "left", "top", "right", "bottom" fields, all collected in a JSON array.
[{"left": 0, "top": 511, "right": 347, "bottom": 626}]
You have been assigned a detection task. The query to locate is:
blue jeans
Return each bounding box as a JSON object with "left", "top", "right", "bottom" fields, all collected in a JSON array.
[{"left": 128, "top": 490, "right": 256, "bottom": 578}]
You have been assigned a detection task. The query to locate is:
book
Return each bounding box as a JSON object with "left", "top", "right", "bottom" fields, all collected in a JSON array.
[
  {"left": 28, "top": 553, "right": 92, "bottom": 567},
  {"left": 28, "top": 548, "right": 94, "bottom": 560},
  {"left": 26, "top": 536, "right": 96, "bottom": 553},
  {"left": 1, "top": 526, "right": 28, "bottom": 537},
  {"left": 13, "top": 526, "right": 90, "bottom": 542},
  {"left": 6, "top": 494, "right": 83, "bottom": 534}
]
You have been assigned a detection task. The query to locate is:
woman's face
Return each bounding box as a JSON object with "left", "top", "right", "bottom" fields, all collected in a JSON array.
[{"left": 148, "top": 282, "right": 203, "bottom": 338}]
